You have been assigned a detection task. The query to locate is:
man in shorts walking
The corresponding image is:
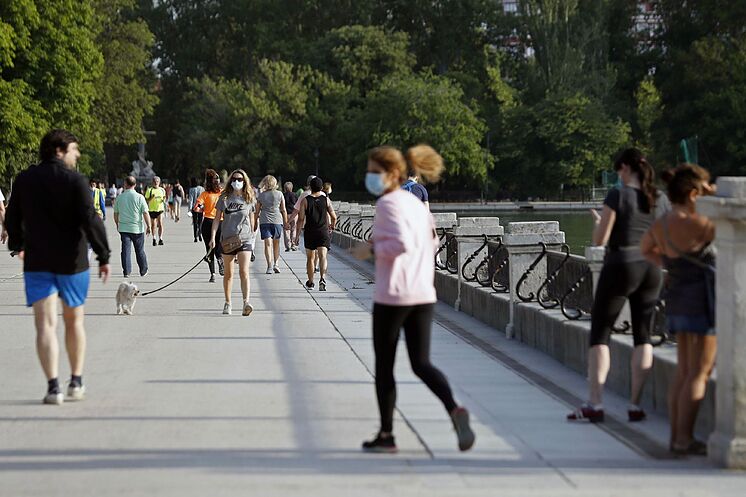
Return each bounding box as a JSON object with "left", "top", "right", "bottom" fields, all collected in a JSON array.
[
  {"left": 5, "top": 129, "right": 111, "bottom": 404},
  {"left": 145, "top": 176, "right": 166, "bottom": 246}
]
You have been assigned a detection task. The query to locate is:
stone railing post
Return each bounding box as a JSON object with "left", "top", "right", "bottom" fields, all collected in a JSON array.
[
  {"left": 453, "top": 218, "right": 504, "bottom": 310},
  {"left": 584, "top": 246, "right": 606, "bottom": 293},
  {"left": 503, "top": 222, "right": 565, "bottom": 339},
  {"left": 699, "top": 177, "right": 746, "bottom": 469}
]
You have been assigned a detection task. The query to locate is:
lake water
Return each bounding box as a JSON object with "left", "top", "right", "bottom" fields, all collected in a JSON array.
[{"left": 452, "top": 210, "right": 594, "bottom": 255}]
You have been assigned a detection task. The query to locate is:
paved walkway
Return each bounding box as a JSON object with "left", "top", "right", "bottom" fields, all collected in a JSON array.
[{"left": 1, "top": 215, "right": 744, "bottom": 496}]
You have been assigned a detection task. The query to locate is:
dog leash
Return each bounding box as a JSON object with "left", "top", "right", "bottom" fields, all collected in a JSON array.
[{"left": 141, "top": 249, "right": 214, "bottom": 297}]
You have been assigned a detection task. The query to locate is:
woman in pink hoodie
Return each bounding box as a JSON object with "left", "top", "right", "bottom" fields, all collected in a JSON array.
[{"left": 353, "top": 145, "right": 475, "bottom": 453}]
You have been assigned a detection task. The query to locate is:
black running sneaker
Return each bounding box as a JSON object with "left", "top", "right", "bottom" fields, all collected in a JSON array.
[
  {"left": 362, "top": 433, "right": 397, "bottom": 453},
  {"left": 217, "top": 258, "right": 225, "bottom": 276},
  {"left": 250, "top": 253, "right": 256, "bottom": 262},
  {"left": 451, "top": 407, "right": 476, "bottom": 451},
  {"left": 158, "top": 239, "right": 164, "bottom": 246},
  {"left": 152, "top": 239, "right": 157, "bottom": 247},
  {"left": 319, "top": 279, "right": 326, "bottom": 291},
  {"left": 305, "top": 280, "right": 315, "bottom": 289}
]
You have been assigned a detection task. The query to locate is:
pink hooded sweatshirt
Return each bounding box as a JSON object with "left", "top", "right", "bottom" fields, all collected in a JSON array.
[{"left": 372, "top": 189, "right": 438, "bottom": 306}]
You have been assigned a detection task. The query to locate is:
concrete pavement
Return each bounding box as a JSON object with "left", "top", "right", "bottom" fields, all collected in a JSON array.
[{"left": 0, "top": 214, "right": 744, "bottom": 496}]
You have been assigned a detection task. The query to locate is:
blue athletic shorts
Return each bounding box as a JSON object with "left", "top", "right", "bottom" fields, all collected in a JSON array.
[
  {"left": 24, "top": 270, "right": 90, "bottom": 308},
  {"left": 260, "top": 223, "right": 283, "bottom": 240},
  {"left": 666, "top": 314, "right": 716, "bottom": 336}
]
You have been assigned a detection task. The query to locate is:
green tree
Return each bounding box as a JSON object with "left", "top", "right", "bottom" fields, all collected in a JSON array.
[
  {"left": 360, "top": 72, "right": 491, "bottom": 184},
  {"left": 1, "top": 0, "right": 103, "bottom": 180}
]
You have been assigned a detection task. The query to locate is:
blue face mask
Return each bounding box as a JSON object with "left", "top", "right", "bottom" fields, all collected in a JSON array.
[{"left": 365, "top": 172, "right": 386, "bottom": 197}]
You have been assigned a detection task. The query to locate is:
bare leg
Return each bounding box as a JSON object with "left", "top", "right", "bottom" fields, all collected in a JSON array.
[
  {"left": 674, "top": 334, "right": 717, "bottom": 447},
  {"left": 62, "top": 302, "right": 86, "bottom": 376},
  {"left": 588, "top": 344, "right": 610, "bottom": 406},
  {"left": 33, "top": 295, "right": 59, "bottom": 380},
  {"left": 223, "top": 254, "right": 235, "bottom": 303},
  {"left": 305, "top": 249, "right": 315, "bottom": 283},
  {"left": 669, "top": 334, "right": 690, "bottom": 447},
  {"left": 264, "top": 238, "right": 272, "bottom": 268},
  {"left": 157, "top": 217, "right": 164, "bottom": 241},
  {"left": 317, "top": 247, "right": 328, "bottom": 280},
  {"left": 630, "top": 343, "right": 653, "bottom": 405},
  {"left": 238, "top": 251, "right": 252, "bottom": 302},
  {"left": 272, "top": 239, "right": 280, "bottom": 267}
]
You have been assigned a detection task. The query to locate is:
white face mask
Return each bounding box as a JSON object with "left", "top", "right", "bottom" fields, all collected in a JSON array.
[{"left": 231, "top": 180, "right": 244, "bottom": 191}]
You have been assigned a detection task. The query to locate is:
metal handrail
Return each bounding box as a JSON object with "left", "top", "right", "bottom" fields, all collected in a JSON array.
[
  {"left": 516, "top": 243, "right": 548, "bottom": 302},
  {"left": 537, "top": 244, "right": 571, "bottom": 309},
  {"left": 461, "top": 235, "right": 490, "bottom": 281}
]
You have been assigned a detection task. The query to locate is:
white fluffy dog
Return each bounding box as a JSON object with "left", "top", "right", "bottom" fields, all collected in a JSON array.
[{"left": 116, "top": 282, "right": 140, "bottom": 315}]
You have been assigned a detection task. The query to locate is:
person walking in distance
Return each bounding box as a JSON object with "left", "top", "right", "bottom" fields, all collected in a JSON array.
[
  {"left": 256, "top": 175, "right": 289, "bottom": 274},
  {"left": 402, "top": 171, "right": 430, "bottom": 209},
  {"left": 90, "top": 179, "right": 106, "bottom": 220},
  {"left": 173, "top": 179, "right": 185, "bottom": 222},
  {"left": 113, "top": 176, "right": 151, "bottom": 278},
  {"left": 641, "top": 164, "right": 717, "bottom": 455},
  {"left": 188, "top": 177, "right": 205, "bottom": 243},
  {"left": 195, "top": 169, "right": 223, "bottom": 282},
  {"left": 145, "top": 176, "right": 166, "bottom": 246},
  {"left": 351, "top": 145, "right": 474, "bottom": 453},
  {"left": 294, "top": 177, "right": 336, "bottom": 291},
  {"left": 567, "top": 148, "right": 670, "bottom": 423},
  {"left": 283, "top": 182, "right": 298, "bottom": 252},
  {"left": 5, "top": 129, "right": 111, "bottom": 404},
  {"left": 209, "top": 170, "right": 256, "bottom": 316}
]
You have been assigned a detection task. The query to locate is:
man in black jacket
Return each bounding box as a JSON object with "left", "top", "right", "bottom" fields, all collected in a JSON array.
[{"left": 5, "top": 129, "right": 111, "bottom": 405}]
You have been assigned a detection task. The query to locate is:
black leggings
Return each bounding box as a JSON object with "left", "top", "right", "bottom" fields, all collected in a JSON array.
[
  {"left": 192, "top": 211, "right": 203, "bottom": 240},
  {"left": 201, "top": 218, "right": 221, "bottom": 274},
  {"left": 590, "top": 260, "right": 663, "bottom": 347},
  {"left": 373, "top": 303, "right": 458, "bottom": 433}
]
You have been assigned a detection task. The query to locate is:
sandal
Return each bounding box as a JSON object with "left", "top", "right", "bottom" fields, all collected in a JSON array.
[{"left": 567, "top": 404, "right": 604, "bottom": 423}]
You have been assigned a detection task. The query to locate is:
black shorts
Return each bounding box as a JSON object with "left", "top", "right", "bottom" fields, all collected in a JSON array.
[
  {"left": 222, "top": 242, "right": 254, "bottom": 256},
  {"left": 148, "top": 211, "right": 163, "bottom": 219},
  {"left": 304, "top": 230, "right": 330, "bottom": 250}
]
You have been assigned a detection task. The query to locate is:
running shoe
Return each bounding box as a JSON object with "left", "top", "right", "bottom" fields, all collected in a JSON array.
[
  {"left": 43, "top": 391, "right": 64, "bottom": 405},
  {"left": 223, "top": 302, "right": 232, "bottom": 315},
  {"left": 67, "top": 383, "right": 86, "bottom": 401},
  {"left": 153, "top": 239, "right": 157, "bottom": 247},
  {"left": 305, "top": 280, "right": 315, "bottom": 289},
  {"left": 567, "top": 404, "right": 604, "bottom": 423},
  {"left": 319, "top": 279, "right": 326, "bottom": 291},
  {"left": 273, "top": 266, "right": 280, "bottom": 274},
  {"left": 250, "top": 253, "right": 256, "bottom": 262},
  {"left": 285, "top": 248, "right": 290, "bottom": 252},
  {"left": 140, "top": 271, "right": 148, "bottom": 277},
  {"left": 242, "top": 302, "right": 254, "bottom": 316},
  {"left": 672, "top": 439, "right": 707, "bottom": 456},
  {"left": 362, "top": 433, "right": 397, "bottom": 453},
  {"left": 158, "top": 239, "right": 164, "bottom": 246},
  {"left": 123, "top": 273, "right": 130, "bottom": 278},
  {"left": 194, "top": 237, "right": 198, "bottom": 243},
  {"left": 217, "top": 258, "right": 225, "bottom": 276},
  {"left": 451, "top": 407, "right": 476, "bottom": 451},
  {"left": 266, "top": 267, "right": 273, "bottom": 274},
  {"left": 209, "top": 274, "right": 216, "bottom": 283}
]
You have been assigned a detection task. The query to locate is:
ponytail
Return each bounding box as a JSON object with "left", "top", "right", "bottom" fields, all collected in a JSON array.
[
  {"left": 405, "top": 145, "right": 444, "bottom": 184},
  {"left": 368, "top": 144, "right": 445, "bottom": 186}
]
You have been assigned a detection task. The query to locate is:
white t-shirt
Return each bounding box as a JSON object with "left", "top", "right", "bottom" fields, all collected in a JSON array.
[{"left": 0, "top": 188, "right": 5, "bottom": 202}]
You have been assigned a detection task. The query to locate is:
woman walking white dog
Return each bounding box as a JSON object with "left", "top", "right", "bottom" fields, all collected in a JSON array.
[{"left": 209, "top": 169, "right": 256, "bottom": 316}]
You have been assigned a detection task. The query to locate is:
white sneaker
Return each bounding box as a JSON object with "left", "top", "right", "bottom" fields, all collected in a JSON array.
[
  {"left": 273, "top": 265, "right": 280, "bottom": 274},
  {"left": 223, "top": 302, "right": 232, "bottom": 315},
  {"left": 67, "top": 384, "right": 86, "bottom": 401},
  {"left": 266, "top": 267, "right": 273, "bottom": 274},
  {"left": 242, "top": 302, "right": 254, "bottom": 316},
  {"left": 43, "top": 392, "right": 64, "bottom": 405}
]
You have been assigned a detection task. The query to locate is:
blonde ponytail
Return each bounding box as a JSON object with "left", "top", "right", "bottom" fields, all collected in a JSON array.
[{"left": 405, "top": 145, "right": 444, "bottom": 184}]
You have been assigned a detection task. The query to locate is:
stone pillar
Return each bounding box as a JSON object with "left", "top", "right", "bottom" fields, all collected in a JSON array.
[
  {"left": 584, "top": 246, "right": 606, "bottom": 293},
  {"left": 433, "top": 213, "right": 458, "bottom": 268},
  {"left": 699, "top": 177, "right": 746, "bottom": 469},
  {"left": 453, "top": 218, "right": 504, "bottom": 310},
  {"left": 503, "top": 221, "right": 565, "bottom": 339}
]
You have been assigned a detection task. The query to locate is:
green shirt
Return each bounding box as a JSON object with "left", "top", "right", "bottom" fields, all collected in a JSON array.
[{"left": 114, "top": 189, "right": 149, "bottom": 234}]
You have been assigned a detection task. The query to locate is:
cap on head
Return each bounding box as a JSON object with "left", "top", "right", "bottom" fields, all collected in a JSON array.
[{"left": 306, "top": 175, "right": 316, "bottom": 187}]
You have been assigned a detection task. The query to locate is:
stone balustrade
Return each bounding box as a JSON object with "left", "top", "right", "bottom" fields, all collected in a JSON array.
[{"left": 328, "top": 190, "right": 746, "bottom": 457}]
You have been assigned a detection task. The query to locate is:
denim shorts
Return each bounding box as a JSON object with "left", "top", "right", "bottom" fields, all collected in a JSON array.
[
  {"left": 260, "top": 223, "right": 283, "bottom": 240},
  {"left": 666, "top": 314, "right": 716, "bottom": 336},
  {"left": 24, "top": 270, "right": 90, "bottom": 308}
]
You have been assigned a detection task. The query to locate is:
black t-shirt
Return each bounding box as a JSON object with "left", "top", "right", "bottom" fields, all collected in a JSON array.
[
  {"left": 604, "top": 186, "right": 670, "bottom": 263},
  {"left": 284, "top": 191, "right": 298, "bottom": 214}
]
